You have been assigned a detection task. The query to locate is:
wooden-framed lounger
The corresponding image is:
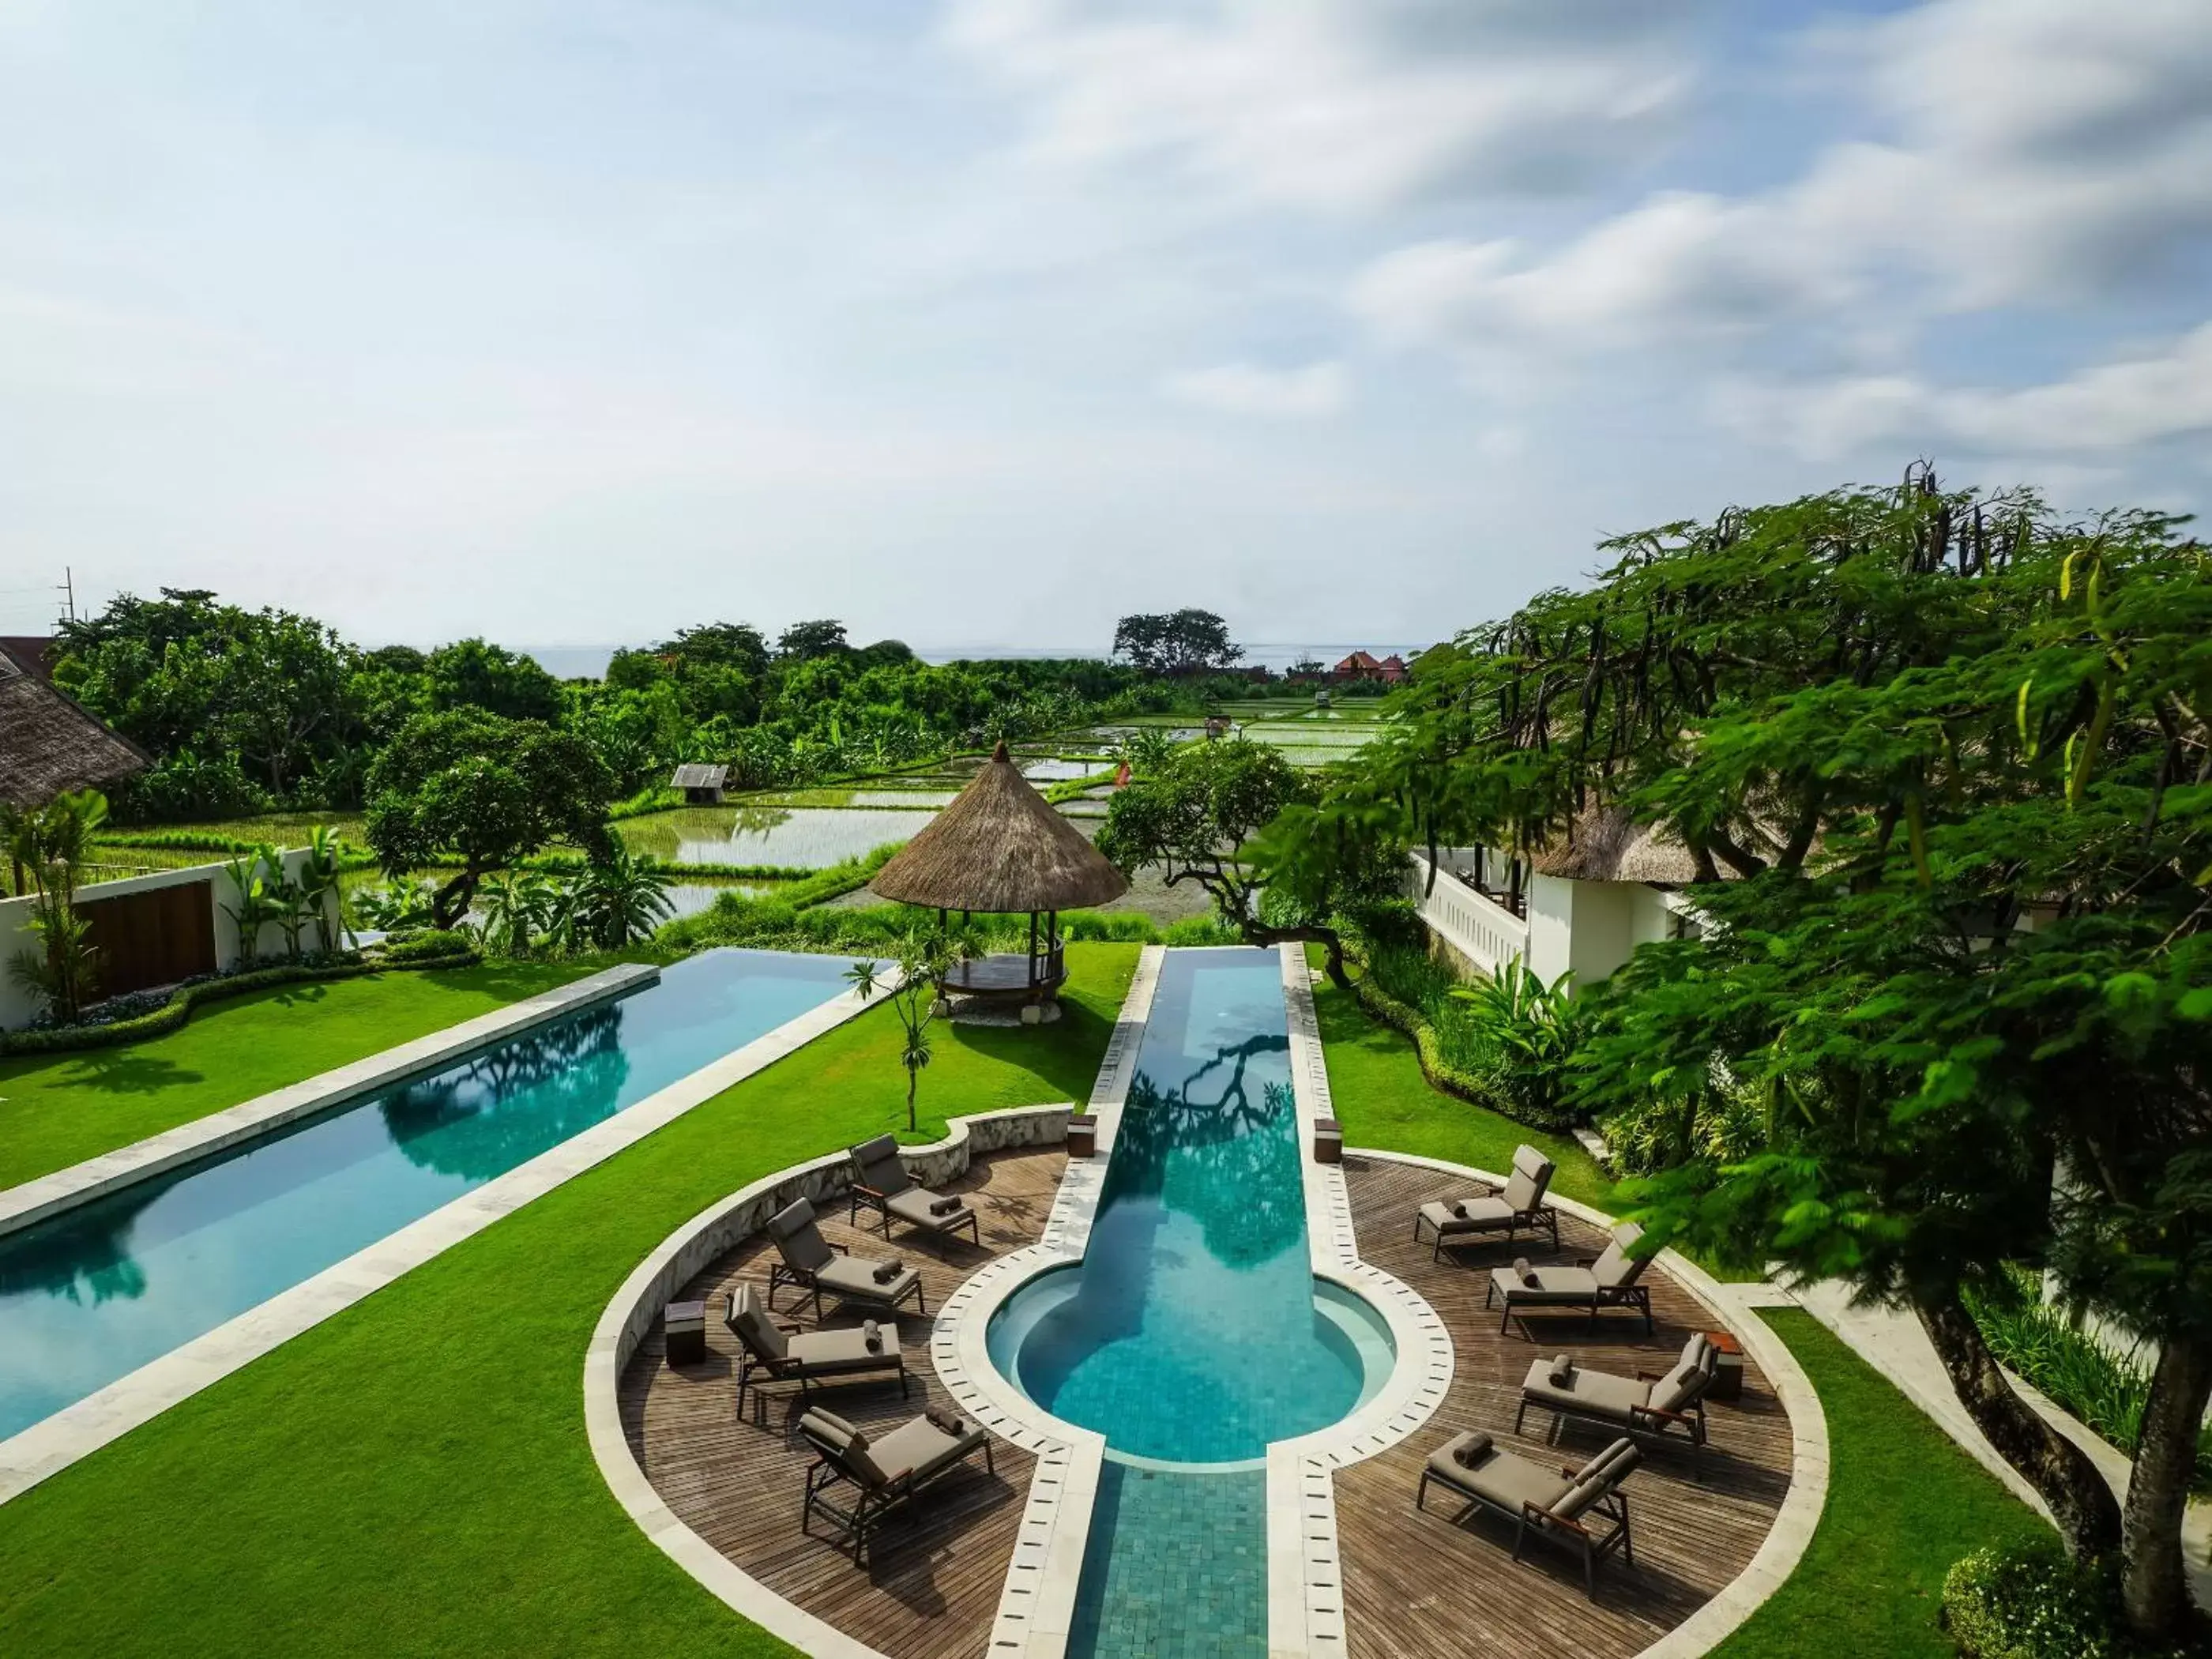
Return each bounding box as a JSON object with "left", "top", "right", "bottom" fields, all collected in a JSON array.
[
  {"left": 1416, "top": 1431, "right": 1641, "bottom": 1598},
  {"left": 1411, "top": 1144, "right": 1560, "bottom": 1259},
  {"left": 765, "top": 1196, "right": 926, "bottom": 1319},
  {"left": 1484, "top": 1221, "right": 1654, "bottom": 1338},
  {"left": 846, "top": 1134, "right": 983, "bottom": 1248},
  {"left": 724, "top": 1285, "right": 909, "bottom": 1423},
  {"left": 798, "top": 1405, "right": 996, "bottom": 1564},
  {"left": 1516, "top": 1333, "right": 1719, "bottom": 1476}
]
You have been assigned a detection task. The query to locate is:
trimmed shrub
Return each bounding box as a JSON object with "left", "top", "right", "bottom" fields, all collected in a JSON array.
[
  {"left": 1941, "top": 1540, "right": 2205, "bottom": 1659},
  {"left": 374, "top": 931, "right": 482, "bottom": 968}
]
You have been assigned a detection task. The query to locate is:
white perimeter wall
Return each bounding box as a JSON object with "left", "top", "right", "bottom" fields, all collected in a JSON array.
[{"left": 0, "top": 848, "right": 339, "bottom": 1032}]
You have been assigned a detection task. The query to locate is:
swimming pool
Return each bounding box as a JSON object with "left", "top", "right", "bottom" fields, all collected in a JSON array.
[
  {"left": 983, "top": 947, "right": 1392, "bottom": 1656},
  {"left": 0, "top": 949, "right": 856, "bottom": 1441}
]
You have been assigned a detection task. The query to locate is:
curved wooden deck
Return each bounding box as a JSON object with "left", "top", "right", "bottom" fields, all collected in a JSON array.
[
  {"left": 1335, "top": 1153, "right": 1795, "bottom": 1659},
  {"left": 616, "top": 1147, "right": 1796, "bottom": 1659},
  {"left": 618, "top": 1147, "right": 1066, "bottom": 1659}
]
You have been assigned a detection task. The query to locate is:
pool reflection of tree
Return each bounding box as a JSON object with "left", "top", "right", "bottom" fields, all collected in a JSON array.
[
  {"left": 378, "top": 1007, "right": 630, "bottom": 1182},
  {"left": 1106, "top": 1030, "right": 1301, "bottom": 1270},
  {"left": 0, "top": 1184, "right": 162, "bottom": 1305}
]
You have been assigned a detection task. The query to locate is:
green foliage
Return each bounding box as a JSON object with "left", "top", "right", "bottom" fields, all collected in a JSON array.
[
  {"left": 555, "top": 846, "right": 675, "bottom": 951},
  {"left": 363, "top": 708, "right": 616, "bottom": 927},
  {"left": 1450, "top": 962, "right": 1584, "bottom": 1126},
  {"left": 1963, "top": 1270, "right": 2212, "bottom": 1495},
  {"left": 374, "top": 930, "right": 483, "bottom": 968},
  {"left": 846, "top": 933, "right": 959, "bottom": 1131},
  {"left": 424, "top": 638, "right": 561, "bottom": 723},
  {"left": 1161, "top": 915, "right": 1243, "bottom": 946},
  {"left": 1097, "top": 735, "right": 1316, "bottom": 936},
  {"left": 1940, "top": 1540, "right": 2205, "bottom": 1659},
  {"left": 1111, "top": 608, "right": 1242, "bottom": 675}
]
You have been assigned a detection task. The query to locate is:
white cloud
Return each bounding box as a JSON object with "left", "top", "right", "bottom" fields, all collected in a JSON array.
[
  {"left": 944, "top": 0, "right": 1706, "bottom": 213},
  {"left": 1716, "top": 322, "right": 2212, "bottom": 461},
  {"left": 1161, "top": 359, "right": 1346, "bottom": 418}
]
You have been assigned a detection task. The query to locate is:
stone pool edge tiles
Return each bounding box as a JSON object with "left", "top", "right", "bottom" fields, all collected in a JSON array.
[
  {"left": 1270, "top": 946, "right": 1455, "bottom": 1659},
  {"left": 0, "top": 968, "right": 888, "bottom": 1511},
  {"left": 0, "top": 962, "right": 662, "bottom": 1240}
]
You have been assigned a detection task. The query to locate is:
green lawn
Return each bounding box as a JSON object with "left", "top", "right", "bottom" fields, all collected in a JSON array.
[
  {"left": 0, "top": 962, "right": 608, "bottom": 1191},
  {"left": 1712, "top": 1310, "right": 2046, "bottom": 1658},
  {"left": 1306, "top": 962, "right": 1612, "bottom": 1205},
  {"left": 0, "top": 943, "right": 1138, "bottom": 1659}
]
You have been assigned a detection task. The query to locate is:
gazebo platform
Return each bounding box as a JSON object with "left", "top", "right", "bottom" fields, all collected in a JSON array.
[{"left": 943, "top": 953, "right": 1066, "bottom": 1000}]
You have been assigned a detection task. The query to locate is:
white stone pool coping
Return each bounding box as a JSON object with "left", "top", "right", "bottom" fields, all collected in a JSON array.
[
  {"left": 583, "top": 1098, "right": 1080, "bottom": 1659},
  {"left": 0, "top": 962, "right": 886, "bottom": 1510},
  {"left": 0, "top": 961, "right": 663, "bottom": 1238}
]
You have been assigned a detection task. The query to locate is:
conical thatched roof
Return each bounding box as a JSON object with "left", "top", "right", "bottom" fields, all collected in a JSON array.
[
  {"left": 871, "top": 743, "right": 1129, "bottom": 912},
  {"left": 0, "top": 644, "right": 149, "bottom": 809}
]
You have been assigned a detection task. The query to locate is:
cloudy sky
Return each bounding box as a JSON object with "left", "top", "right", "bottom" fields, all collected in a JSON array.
[{"left": 3, "top": 1, "right": 2208, "bottom": 656}]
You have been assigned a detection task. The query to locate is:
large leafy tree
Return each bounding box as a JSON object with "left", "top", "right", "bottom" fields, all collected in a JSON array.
[
  {"left": 425, "top": 638, "right": 562, "bottom": 723},
  {"left": 364, "top": 709, "right": 615, "bottom": 929},
  {"left": 1112, "top": 608, "right": 1242, "bottom": 675},
  {"left": 1097, "top": 736, "right": 1383, "bottom": 984},
  {"left": 1313, "top": 471, "right": 2212, "bottom": 1640},
  {"left": 55, "top": 588, "right": 359, "bottom": 803}
]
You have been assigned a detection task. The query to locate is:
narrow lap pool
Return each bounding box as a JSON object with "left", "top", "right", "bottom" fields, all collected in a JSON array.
[
  {"left": 984, "top": 947, "right": 1393, "bottom": 1657},
  {"left": 0, "top": 949, "right": 856, "bottom": 1441}
]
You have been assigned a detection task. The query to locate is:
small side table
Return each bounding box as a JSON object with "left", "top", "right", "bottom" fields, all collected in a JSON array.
[
  {"left": 1705, "top": 1330, "right": 1745, "bottom": 1401},
  {"left": 1066, "top": 1116, "right": 1097, "bottom": 1160},
  {"left": 1313, "top": 1118, "right": 1343, "bottom": 1164},
  {"left": 664, "top": 1298, "right": 708, "bottom": 1369}
]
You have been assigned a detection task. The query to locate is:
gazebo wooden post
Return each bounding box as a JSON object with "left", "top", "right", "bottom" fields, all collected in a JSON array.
[{"left": 1026, "top": 910, "right": 1040, "bottom": 990}]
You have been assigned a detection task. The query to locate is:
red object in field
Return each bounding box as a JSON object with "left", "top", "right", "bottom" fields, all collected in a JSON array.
[{"left": 1113, "top": 762, "right": 1131, "bottom": 787}]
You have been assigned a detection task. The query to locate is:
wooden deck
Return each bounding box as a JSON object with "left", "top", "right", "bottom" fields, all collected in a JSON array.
[
  {"left": 619, "top": 1147, "right": 1067, "bottom": 1659},
  {"left": 618, "top": 1146, "right": 1796, "bottom": 1659},
  {"left": 1334, "top": 1155, "right": 1796, "bottom": 1659}
]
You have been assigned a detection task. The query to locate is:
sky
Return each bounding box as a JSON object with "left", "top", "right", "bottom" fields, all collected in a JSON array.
[{"left": 2, "top": 1, "right": 2209, "bottom": 657}]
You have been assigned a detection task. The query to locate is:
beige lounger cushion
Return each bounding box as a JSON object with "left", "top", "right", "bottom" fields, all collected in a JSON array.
[
  {"left": 1426, "top": 1432, "right": 1573, "bottom": 1514},
  {"left": 1420, "top": 1196, "right": 1514, "bottom": 1234},
  {"left": 850, "top": 1134, "right": 914, "bottom": 1198},
  {"left": 799, "top": 1408, "right": 895, "bottom": 1485},
  {"left": 887, "top": 1189, "right": 969, "bottom": 1232},
  {"left": 1646, "top": 1334, "right": 1717, "bottom": 1412},
  {"left": 1553, "top": 1439, "right": 1642, "bottom": 1520},
  {"left": 1492, "top": 1264, "right": 1601, "bottom": 1303},
  {"left": 1520, "top": 1359, "right": 1647, "bottom": 1420},
  {"left": 867, "top": 1414, "right": 982, "bottom": 1484},
  {"left": 817, "top": 1255, "right": 921, "bottom": 1304},
  {"left": 1499, "top": 1145, "right": 1556, "bottom": 1213},
  {"left": 788, "top": 1323, "right": 904, "bottom": 1371},
  {"left": 727, "top": 1285, "right": 788, "bottom": 1360}
]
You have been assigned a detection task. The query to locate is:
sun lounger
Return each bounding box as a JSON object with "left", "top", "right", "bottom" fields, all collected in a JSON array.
[
  {"left": 1411, "top": 1145, "right": 1559, "bottom": 1259},
  {"left": 1484, "top": 1221, "right": 1654, "bottom": 1337},
  {"left": 765, "top": 1196, "right": 926, "bottom": 1319},
  {"left": 846, "top": 1134, "right": 982, "bottom": 1247},
  {"left": 1517, "top": 1334, "right": 1720, "bottom": 1474},
  {"left": 1416, "top": 1431, "right": 1640, "bottom": 1597},
  {"left": 798, "top": 1404, "right": 995, "bottom": 1563},
  {"left": 724, "top": 1284, "right": 909, "bottom": 1422}
]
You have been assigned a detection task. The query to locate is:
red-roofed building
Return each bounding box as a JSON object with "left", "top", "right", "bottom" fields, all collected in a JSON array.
[{"left": 1332, "top": 650, "right": 1409, "bottom": 683}]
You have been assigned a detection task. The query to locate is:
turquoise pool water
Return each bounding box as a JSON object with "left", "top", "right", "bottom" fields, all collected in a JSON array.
[
  {"left": 0, "top": 949, "right": 856, "bottom": 1442},
  {"left": 985, "top": 947, "right": 1392, "bottom": 1657}
]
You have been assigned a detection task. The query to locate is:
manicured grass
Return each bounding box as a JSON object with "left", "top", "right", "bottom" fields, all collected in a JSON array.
[
  {"left": 0, "top": 943, "right": 1138, "bottom": 1659},
  {"left": 1306, "top": 963, "right": 1612, "bottom": 1206},
  {"left": 1711, "top": 1309, "right": 2046, "bottom": 1658},
  {"left": 0, "top": 961, "right": 610, "bottom": 1191}
]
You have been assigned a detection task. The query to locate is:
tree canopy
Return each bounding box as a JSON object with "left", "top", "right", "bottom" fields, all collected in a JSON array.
[{"left": 1112, "top": 608, "right": 1243, "bottom": 675}]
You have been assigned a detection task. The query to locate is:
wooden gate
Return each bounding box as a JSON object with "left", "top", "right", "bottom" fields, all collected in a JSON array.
[{"left": 79, "top": 878, "right": 219, "bottom": 999}]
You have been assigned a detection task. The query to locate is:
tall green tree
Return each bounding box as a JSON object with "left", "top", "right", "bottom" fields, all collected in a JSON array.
[
  {"left": 1311, "top": 471, "right": 2212, "bottom": 1640},
  {"left": 363, "top": 709, "right": 615, "bottom": 929},
  {"left": 1112, "top": 608, "right": 1243, "bottom": 675},
  {"left": 424, "top": 638, "right": 562, "bottom": 723}
]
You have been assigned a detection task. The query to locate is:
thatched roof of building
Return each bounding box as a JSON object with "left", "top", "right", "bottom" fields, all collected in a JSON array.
[
  {"left": 0, "top": 642, "right": 149, "bottom": 808},
  {"left": 670, "top": 762, "right": 729, "bottom": 790},
  {"left": 1525, "top": 802, "right": 1706, "bottom": 884},
  {"left": 871, "top": 742, "right": 1130, "bottom": 912}
]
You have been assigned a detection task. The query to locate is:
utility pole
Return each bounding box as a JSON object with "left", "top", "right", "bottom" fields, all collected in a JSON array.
[{"left": 56, "top": 566, "right": 75, "bottom": 625}]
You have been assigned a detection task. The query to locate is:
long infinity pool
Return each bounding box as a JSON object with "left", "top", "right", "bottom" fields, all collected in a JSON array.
[
  {"left": 984, "top": 947, "right": 1393, "bottom": 1657},
  {"left": 0, "top": 948, "right": 856, "bottom": 1441}
]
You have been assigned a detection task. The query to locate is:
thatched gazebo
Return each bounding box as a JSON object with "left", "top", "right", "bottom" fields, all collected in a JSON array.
[
  {"left": 0, "top": 641, "right": 148, "bottom": 810},
  {"left": 871, "top": 742, "right": 1128, "bottom": 1019}
]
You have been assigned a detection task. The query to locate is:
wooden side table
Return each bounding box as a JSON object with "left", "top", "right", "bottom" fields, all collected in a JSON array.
[
  {"left": 664, "top": 1299, "right": 708, "bottom": 1369},
  {"left": 1066, "top": 1116, "right": 1097, "bottom": 1160},
  {"left": 1705, "top": 1329, "right": 1745, "bottom": 1401},
  {"left": 1312, "top": 1117, "right": 1343, "bottom": 1164}
]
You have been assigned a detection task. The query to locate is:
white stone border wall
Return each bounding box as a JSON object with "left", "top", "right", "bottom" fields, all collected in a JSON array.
[
  {"left": 0, "top": 962, "right": 661, "bottom": 1238},
  {"left": 1354, "top": 1149, "right": 1832, "bottom": 1659},
  {"left": 584, "top": 1100, "right": 1079, "bottom": 1659},
  {"left": 0, "top": 969, "right": 883, "bottom": 1511}
]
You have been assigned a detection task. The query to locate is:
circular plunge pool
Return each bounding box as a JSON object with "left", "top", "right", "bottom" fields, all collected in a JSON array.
[{"left": 985, "top": 1261, "right": 1397, "bottom": 1469}]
